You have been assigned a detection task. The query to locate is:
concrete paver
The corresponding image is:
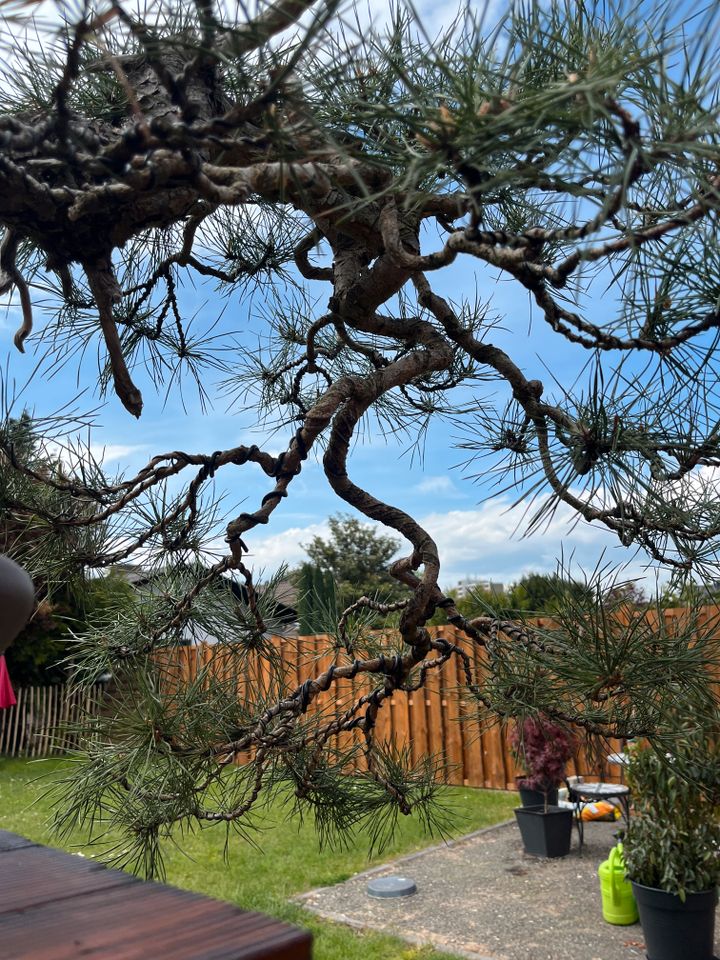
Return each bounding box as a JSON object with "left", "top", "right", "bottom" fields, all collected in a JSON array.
[{"left": 297, "top": 818, "right": 720, "bottom": 960}]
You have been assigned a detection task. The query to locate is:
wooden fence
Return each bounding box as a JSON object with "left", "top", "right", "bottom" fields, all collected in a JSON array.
[
  {"left": 5, "top": 605, "right": 717, "bottom": 783},
  {"left": 158, "top": 626, "right": 613, "bottom": 791},
  {"left": 156, "top": 626, "right": 518, "bottom": 789},
  {"left": 161, "top": 607, "right": 720, "bottom": 791},
  {"left": 0, "top": 683, "right": 103, "bottom": 758}
]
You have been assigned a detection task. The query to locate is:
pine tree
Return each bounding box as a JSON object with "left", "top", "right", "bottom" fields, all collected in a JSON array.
[{"left": 0, "top": 0, "right": 719, "bottom": 872}]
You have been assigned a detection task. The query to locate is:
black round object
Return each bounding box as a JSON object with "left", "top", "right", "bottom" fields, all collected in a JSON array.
[{"left": 0, "top": 555, "right": 34, "bottom": 654}]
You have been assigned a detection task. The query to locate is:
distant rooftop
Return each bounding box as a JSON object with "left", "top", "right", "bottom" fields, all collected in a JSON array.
[
  {"left": 109, "top": 564, "right": 298, "bottom": 642},
  {"left": 454, "top": 578, "right": 505, "bottom": 598}
]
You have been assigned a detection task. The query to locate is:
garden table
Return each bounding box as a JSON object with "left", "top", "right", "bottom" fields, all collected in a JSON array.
[
  {"left": 566, "top": 781, "right": 631, "bottom": 854},
  {"left": 0, "top": 830, "right": 312, "bottom": 959}
]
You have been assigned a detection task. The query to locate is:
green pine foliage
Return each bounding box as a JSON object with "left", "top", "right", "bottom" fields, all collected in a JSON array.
[{"left": 1, "top": 0, "right": 720, "bottom": 876}]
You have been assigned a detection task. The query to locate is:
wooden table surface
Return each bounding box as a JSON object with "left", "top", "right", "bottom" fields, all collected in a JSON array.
[{"left": 0, "top": 830, "right": 312, "bottom": 960}]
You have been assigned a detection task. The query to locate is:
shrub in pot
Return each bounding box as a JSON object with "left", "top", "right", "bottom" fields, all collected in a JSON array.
[
  {"left": 511, "top": 715, "right": 576, "bottom": 857},
  {"left": 623, "top": 735, "right": 720, "bottom": 960},
  {"left": 510, "top": 715, "right": 576, "bottom": 807}
]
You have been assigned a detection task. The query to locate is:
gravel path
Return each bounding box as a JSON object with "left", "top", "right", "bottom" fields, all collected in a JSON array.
[{"left": 296, "top": 818, "right": 720, "bottom": 960}]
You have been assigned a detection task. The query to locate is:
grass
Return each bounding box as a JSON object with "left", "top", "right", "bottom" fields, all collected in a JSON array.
[{"left": 0, "top": 757, "right": 517, "bottom": 960}]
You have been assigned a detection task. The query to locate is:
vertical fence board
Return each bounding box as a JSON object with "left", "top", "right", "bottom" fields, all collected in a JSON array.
[
  {"left": 443, "top": 662, "right": 464, "bottom": 784},
  {"left": 390, "top": 683, "right": 410, "bottom": 763},
  {"left": 29, "top": 687, "right": 38, "bottom": 758},
  {"left": 59, "top": 683, "right": 72, "bottom": 755},
  {"left": 8, "top": 686, "right": 24, "bottom": 756},
  {"left": 407, "top": 682, "right": 428, "bottom": 770},
  {"left": 423, "top": 662, "right": 445, "bottom": 772}
]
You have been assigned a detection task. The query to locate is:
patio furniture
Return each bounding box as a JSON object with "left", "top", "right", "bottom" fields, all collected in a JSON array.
[
  {"left": 0, "top": 829, "right": 312, "bottom": 959},
  {"left": 565, "top": 778, "right": 631, "bottom": 854}
]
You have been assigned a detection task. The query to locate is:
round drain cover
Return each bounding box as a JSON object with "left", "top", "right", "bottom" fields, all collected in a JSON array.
[{"left": 367, "top": 875, "right": 417, "bottom": 898}]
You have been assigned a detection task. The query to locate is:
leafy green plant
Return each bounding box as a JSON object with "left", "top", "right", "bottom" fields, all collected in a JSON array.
[{"left": 623, "top": 735, "right": 720, "bottom": 900}]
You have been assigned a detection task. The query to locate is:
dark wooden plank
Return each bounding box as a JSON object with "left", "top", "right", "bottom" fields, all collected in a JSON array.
[
  {"left": 0, "top": 844, "right": 137, "bottom": 913},
  {"left": 0, "top": 833, "right": 312, "bottom": 960},
  {"left": 0, "top": 883, "right": 311, "bottom": 960},
  {"left": 0, "top": 830, "right": 37, "bottom": 852}
]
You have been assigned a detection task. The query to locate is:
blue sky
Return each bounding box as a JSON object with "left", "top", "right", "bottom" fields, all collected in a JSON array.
[
  {"left": 0, "top": 252, "right": 647, "bottom": 590},
  {"left": 0, "top": 0, "right": 704, "bottom": 592}
]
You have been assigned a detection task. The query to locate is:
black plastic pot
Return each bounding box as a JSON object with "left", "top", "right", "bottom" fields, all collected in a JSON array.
[
  {"left": 516, "top": 779, "right": 559, "bottom": 808},
  {"left": 514, "top": 805, "right": 573, "bottom": 858},
  {"left": 631, "top": 881, "right": 718, "bottom": 960}
]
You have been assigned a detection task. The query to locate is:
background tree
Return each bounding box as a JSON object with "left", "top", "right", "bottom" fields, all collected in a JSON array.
[
  {"left": 303, "top": 514, "right": 403, "bottom": 604},
  {"left": 428, "top": 583, "right": 512, "bottom": 624},
  {"left": 0, "top": 414, "right": 134, "bottom": 683},
  {"left": 507, "top": 573, "right": 592, "bottom": 614},
  {"left": 295, "top": 561, "right": 337, "bottom": 634},
  {"left": 0, "top": 0, "right": 719, "bottom": 873},
  {"left": 601, "top": 580, "right": 647, "bottom": 607}
]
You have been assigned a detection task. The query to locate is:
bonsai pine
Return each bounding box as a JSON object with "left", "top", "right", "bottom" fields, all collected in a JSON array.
[{"left": 0, "top": 0, "right": 719, "bottom": 872}]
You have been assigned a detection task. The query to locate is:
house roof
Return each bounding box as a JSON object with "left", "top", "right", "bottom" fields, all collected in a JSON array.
[{"left": 109, "top": 564, "right": 298, "bottom": 642}]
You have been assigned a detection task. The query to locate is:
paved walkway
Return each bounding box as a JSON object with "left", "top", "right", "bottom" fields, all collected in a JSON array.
[{"left": 297, "top": 818, "right": 720, "bottom": 960}]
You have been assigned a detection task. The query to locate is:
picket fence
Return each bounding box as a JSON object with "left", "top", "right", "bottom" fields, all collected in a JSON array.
[{"left": 0, "top": 682, "right": 104, "bottom": 758}]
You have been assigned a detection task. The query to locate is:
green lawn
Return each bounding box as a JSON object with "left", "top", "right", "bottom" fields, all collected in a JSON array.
[{"left": 0, "top": 757, "right": 517, "bottom": 960}]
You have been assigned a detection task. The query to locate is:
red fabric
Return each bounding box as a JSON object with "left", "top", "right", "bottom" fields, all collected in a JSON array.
[{"left": 0, "top": 655, "right": 16, "bottom": 709}]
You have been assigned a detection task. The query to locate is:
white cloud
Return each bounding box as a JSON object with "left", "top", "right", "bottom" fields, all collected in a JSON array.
[
  {"left": 243, "top": 494, "right": 654, "bottom": 588},
  {"left": 243, "top": 520, "right": 331, "bottom": 572},
  {"left": 659, "top": 464, "right": 720, "bottom": 503},
  {"left": 39, "top": 439, "right": 147, "bottom": 469},
  {"left": 414, "top": 475, "right": 456, "bottom": 494},
  {"left": 421, "top": 499, "right": 616, "bottom": 586},
  {"left": 88, "top": 443, "right": 147, "bottom": 465},
  {"left": 362, "top": 0, "right": 506, "bottom": 38}
]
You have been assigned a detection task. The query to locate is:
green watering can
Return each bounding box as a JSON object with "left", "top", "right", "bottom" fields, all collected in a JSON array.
[{"left": 598, "top": 843, "right": 639, "bottom": 925}]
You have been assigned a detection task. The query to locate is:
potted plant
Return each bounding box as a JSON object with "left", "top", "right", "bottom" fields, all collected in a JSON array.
[
  {"left": 510, "top": 714, "right": 576, "bottom": 806},
  {"left": 511, "top": 715, "right": 576, "bottom": 858},
  {"left": 623, "top": 735, "right": 720, "bottom": 960}
]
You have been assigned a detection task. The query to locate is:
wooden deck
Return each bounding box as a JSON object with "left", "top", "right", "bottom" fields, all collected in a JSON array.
[{"left": 0, "top": 830, "right": 312, "bottom": 960}]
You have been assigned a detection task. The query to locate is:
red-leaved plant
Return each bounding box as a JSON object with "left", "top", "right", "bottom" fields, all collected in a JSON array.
[{"left": 510, "top": 715, "right": 577, "bottom": 810}]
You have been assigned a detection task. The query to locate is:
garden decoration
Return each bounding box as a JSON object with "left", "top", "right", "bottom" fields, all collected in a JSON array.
[
  {"left": 512, "top": 716, "right": 576, "bottom": 857},
  {"left": 0, "top": 555, "right": 35, "bottom": 655},
  {"left": 1, "top": 0, "right": 720, "bottom": 873},
  {"left": 623, "top": 736, "right": 720, "bottom": 960},
  {"left": 598, "top": 843, "right": 638, "bottom": 925}
]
